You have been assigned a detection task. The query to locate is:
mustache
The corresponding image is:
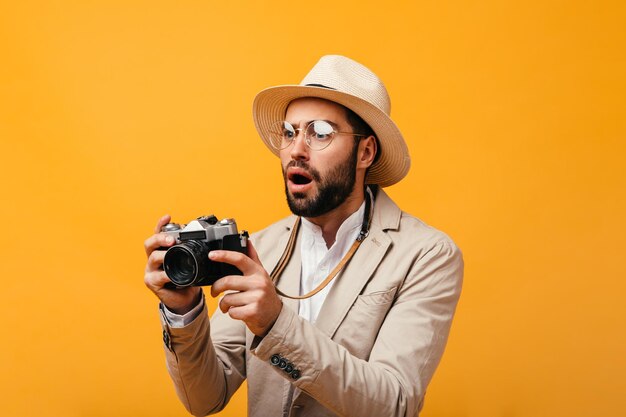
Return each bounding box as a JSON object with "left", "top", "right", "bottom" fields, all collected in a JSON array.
[{"left": 283, "top": 160, "right": 321, "bottom": 182}]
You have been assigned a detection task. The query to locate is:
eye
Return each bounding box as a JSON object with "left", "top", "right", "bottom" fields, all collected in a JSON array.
[
  {"left": 310, "top": 120, "right": 334, "bottom": 141},
  {"left": 281, "top": 122, "right": 296, "bottom": 139}
]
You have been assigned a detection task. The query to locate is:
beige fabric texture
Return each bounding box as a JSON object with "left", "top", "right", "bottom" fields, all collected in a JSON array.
[{"left": 160, "top": 189, "right": 463, "bottom": 417}]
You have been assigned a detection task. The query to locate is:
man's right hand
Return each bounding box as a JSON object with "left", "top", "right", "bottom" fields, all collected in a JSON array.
[{"left": 144, "top": 214, "right": 202, "bottom": 315}]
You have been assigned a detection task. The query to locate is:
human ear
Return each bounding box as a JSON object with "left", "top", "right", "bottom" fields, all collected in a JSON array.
[{"left": 358, "top": 136, "right": 378, "bottom": 169}]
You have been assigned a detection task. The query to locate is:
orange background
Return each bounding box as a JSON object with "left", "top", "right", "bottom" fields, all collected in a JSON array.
[{"left": 1, "top": 1, "right": 625, "bottom": 416}]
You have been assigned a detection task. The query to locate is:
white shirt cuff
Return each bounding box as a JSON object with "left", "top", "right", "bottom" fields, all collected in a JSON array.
[{"left": 160, "top": 290, "right": 205, "bottom": 328}]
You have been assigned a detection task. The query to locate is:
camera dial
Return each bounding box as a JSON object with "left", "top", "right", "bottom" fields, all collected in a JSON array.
[
  {"left": 161, "top": 223, "right": 183, "bottom": 232},
  {"left": 197, "top": 215, "right": 218, "bottom": 225}
]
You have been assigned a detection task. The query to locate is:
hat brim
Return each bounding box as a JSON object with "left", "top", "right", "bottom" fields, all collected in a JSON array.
[{"left": 252, "top": 85, "right": 410, "bottom": 187}]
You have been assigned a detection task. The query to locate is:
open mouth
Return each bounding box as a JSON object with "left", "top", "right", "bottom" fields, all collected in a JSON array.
[
  {"left": 290, "top": 173, "right": 312, "bottom": 185},
  {"left": 288, "top": 169, "right": 313, "bottom": 186}
]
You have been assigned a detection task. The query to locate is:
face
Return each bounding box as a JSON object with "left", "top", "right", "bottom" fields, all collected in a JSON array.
[{"left": 280, "top": 98, "right": 361, "bottom": 218}]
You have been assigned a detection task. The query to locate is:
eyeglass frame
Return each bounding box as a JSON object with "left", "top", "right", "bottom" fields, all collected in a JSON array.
[{"left": 268, "top": 119, "right": 370, "bottom": 151}]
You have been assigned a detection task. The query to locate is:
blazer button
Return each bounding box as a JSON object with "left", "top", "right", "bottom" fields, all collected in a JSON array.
[
  {"left": 162, "top": 330, "right": 171, "bottom": 350},
  {"left": 284, "top": 362, "right": 294, "bottom": 373},
  {"left": 270, "top": 354, "right": 281, "bottom": 366},
  {"left": 278, "top": 358, "right": 288, "bottom": 369},
  {"left": 291, "top": 369, "right": 301, "bottom": 380}
]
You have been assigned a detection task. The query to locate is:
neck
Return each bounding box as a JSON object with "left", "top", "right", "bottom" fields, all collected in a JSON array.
[{"left": 305, "top": 186, "right": 366, "bottom": 248}]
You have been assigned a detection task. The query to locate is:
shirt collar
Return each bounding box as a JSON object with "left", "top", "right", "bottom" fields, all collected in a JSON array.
[{"left": 300, "top": 189, "right": 372, "bottom": 250}]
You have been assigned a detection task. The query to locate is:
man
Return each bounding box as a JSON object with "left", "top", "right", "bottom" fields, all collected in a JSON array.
[{"left": 144, "top": 55, "right": 463, "bottom": 417}]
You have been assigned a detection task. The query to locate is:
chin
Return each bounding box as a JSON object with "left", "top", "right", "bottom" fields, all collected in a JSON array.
[{"left": 291, "top": 191, "right": 307, "bottom": 199}]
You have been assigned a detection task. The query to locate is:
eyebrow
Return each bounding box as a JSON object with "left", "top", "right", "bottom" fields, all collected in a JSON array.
[{"left": 286, "top": 119, "right": 340, "bottom": 128}]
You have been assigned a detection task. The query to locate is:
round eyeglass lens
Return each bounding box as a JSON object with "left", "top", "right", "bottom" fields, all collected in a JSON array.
[
  {"left": 307, "top": 120, "right": 335, "bottom": 150},
  {"left": 269, "top": 121, "right": 295, "bottom": 150}
]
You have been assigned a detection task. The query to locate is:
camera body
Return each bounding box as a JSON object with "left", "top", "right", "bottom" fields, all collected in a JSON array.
[{"left": 161, "top": 215, "right": 248, "bottom": 288}]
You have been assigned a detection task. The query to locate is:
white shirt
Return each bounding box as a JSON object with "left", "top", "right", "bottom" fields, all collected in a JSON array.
[
  {"left": 297, "top": 201, "right": 366, "bottom": 323},
  {"left": 163, "top": 196, "right": 368, "bottom": 327}
]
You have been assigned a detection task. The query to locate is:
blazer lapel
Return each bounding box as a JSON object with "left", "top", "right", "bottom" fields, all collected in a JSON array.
[
  {"left": 313, "top": 227, "right": 391, "bottom": 338},
  {"left": 258, "top": 216, "right": 295, "bottom": 274},
  {"left": 273, "top": 227, "right": 302, "bottom": 315},
  {"left": 313, "top": 189, "right": 400, "bottom": 339},
  {"left": 257, "top": 215, "right": 301, "bottom": 314},
  {"left": 291, "top": 189, "right": 401, "bottom": 406},
  {"left": 290, "top": 204, "right": 394, "bottom": 406}
]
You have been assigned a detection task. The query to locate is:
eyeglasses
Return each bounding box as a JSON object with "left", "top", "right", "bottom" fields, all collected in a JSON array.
[{"left": 268, "top": 120, "right": 368, "bottom": 151}]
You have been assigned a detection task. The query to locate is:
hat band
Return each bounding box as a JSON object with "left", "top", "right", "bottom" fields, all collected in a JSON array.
[{"left": 304, "top": 83, "right": 336, "bottom": 90}]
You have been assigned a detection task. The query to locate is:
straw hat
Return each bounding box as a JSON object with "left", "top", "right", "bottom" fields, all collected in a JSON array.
[{"left": 252, "top": 55, "right": 410, "bottom": 187}]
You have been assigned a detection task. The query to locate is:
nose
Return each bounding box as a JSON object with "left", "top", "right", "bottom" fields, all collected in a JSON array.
[{"left": 289, "top": 129, "right": 309, "bottom": 161}]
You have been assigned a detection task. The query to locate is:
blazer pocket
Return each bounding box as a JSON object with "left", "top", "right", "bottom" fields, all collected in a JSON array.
[
  {"left": 354, "top": 286, "right": 398, "bottom": 306},
  {"left": 335, "top": 287, "right": 398, "bottom": 360}
]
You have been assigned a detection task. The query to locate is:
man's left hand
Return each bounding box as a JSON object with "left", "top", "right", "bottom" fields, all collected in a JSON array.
[{"left": 209, "top": 241, "right": 283, "bottom": 337}]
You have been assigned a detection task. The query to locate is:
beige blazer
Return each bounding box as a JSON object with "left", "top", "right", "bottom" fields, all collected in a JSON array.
[{"left": 160, "top": 189, "right": 463, "bottom": 417}]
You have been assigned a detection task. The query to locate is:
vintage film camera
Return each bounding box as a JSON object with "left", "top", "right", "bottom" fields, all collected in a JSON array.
[{"left": 160, "top": 215, "right": 248, "bottom": 288}]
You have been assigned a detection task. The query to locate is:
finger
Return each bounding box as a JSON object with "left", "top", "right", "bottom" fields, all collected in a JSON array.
[
  {"left": 226, "top": 304, "right": 256, "bottom": 322},
  {"left": 144, "top": 270, "right": 171, "bottom": 291},
  {"left": 209, "top": 250, "right": 256, "bottom": 274},
  {"left": 154, "top": 214, "right": 172, "bottom": 234},
  {"left": 146, "top": 249, "right": 166, "bottom": 272},
  {"left": 211, "top": 275, "right": 256, "bottom": 297},
  {"left": 144, "top": 233, "right": 176, "bottom": 256},
  {"left": 219, "top": 291, "right": 256, "bottom": 313},
  {"left": 246, "top": 239, "right": 262, "bottom": 265}
]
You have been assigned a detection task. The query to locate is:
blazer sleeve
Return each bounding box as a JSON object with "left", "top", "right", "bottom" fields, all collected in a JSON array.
[
  {"left": 250, "top": 240, "right": 463, "bottom": 417},
  {"left": 161, "top": 298, "right": 247, "bottom": 417}
]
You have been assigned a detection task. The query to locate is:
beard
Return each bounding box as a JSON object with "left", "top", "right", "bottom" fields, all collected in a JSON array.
[{"left": 282, "top": 145, "right": 359, "bottom": 218}]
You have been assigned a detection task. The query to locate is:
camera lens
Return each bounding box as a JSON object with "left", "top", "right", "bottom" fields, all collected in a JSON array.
[{"left": 163, "top": 240, "right": 209, "bottom": 287}]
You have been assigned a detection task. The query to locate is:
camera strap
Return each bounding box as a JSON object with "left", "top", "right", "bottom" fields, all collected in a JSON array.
[{"left": 270, "top": 190, "right": 373, "bottom": 300}]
